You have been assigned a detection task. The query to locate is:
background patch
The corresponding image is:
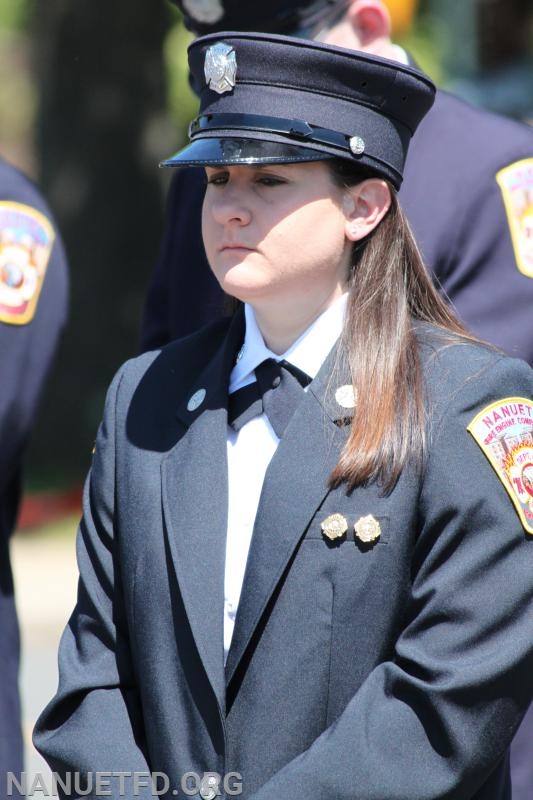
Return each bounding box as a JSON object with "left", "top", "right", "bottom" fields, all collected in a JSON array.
[
  {"left": 496, "top": 158, "right": 533, "bottom": 278},
  {"left": 0, "top": 201, "right": 55, "bottom": 325}
]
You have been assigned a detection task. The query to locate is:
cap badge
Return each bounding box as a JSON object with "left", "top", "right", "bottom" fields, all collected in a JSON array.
[
  {"left": 354, "top": 515, "right": 381, "bottom": 544},
  {"left": 349, "top": 136, "right": 365, "bottom": 156},
  {"left": 321, "top": 513, "right": 348, "bottom": 542},
  {"left": 182, "top": 0, "right": 224, "bottom": 25},
  {"left": 205, "top": 42, "right": 237, "bottom": 95}
]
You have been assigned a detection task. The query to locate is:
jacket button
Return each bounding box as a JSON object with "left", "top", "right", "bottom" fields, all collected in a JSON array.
[
  {"left": 199, "top": 776, "right": 218, "bottom": 800},
  {"left": 187, "top": 388, "right": 206, "bottom": 412}
]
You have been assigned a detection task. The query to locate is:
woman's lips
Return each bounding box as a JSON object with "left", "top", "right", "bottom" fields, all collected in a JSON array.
[{"left": 219, "top": 243, "right": 255, "bottom": 252}]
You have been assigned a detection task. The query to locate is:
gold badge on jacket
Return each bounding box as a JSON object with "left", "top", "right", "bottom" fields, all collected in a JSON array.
[
  {"left": 468, "top": 396, "right": 533, "bottom": 535},
  {"left": 321, "top": 513, "right": 348, "bottom": 541},
  {"left": 354, "top": 514, "right": 381, "bottom": 544},
  {"left": 0, "top": 201, "right": 55, "bottom": 325}
]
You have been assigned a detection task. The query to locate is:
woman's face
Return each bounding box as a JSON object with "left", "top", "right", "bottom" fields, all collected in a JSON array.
[{"left": 202, "top": 161, "right": 354, "bottom": 316}]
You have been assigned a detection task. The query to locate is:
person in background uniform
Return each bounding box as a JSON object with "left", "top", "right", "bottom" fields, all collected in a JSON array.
[
  {"left": 0, "top": 158, "right": 68, "bottom": 784},
  {"left": 35, "top": 32, "right": 533, "bottom": 800},
  {"left": 140, "top": 0, "right": 533, "bottom": 368}
]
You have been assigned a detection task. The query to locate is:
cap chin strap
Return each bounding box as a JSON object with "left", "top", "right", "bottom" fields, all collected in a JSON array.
[{"left": 189, "top": 112, "right": 361, "bottom": 157}]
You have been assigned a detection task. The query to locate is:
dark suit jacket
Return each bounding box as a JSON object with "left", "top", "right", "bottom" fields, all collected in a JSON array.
[{"left": 34, "top": 315, "right": 533, "bottom": 799}]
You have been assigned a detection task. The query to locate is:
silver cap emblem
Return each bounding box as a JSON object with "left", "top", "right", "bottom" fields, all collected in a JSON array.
[
  {"left": 205, "top": 42, "right": 237, "bottom": 95},
  {"left": 349, "top": 136, "right": 365, "bottom": 156},
  {"left": 182, "top": 0, "right": 224, "bottom": 25}
]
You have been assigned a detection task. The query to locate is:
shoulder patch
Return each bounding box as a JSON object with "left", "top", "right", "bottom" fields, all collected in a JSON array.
[
  {"left": 468, "top": 397, "right": 533, "bottom": 535},
  {"left": 0, "top": 201, "right": 55, "bottom": 325},
  {"left": 496, "top": 158, "right": 533, "bottom": 278}
]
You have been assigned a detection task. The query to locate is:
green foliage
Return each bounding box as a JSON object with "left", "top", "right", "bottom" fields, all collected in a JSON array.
[
  {"left": 0, "top": 29, "right": 35, "bottom": 153},
  {"left": 0, "top": 0, "right": 32, "bottom": 32},
  {"left": 0, "top": 0, "right": 35, "bottom": 153},
  {"left": 398, "top": 10, "right": 449, "bottom": 85},
  {"left": 164, "top": 16, "right": 198, "bottom": 148}
]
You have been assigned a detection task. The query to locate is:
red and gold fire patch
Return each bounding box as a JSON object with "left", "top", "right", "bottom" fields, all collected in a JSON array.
[
  {"left": 0, "top": 201, "right": 55, "bottom": 325},
  {"left": 468, "top": 397, "right": 533, "bottom": 535},
  {"left": 496, "top": 158, "right": 533, "bottom": 278}
]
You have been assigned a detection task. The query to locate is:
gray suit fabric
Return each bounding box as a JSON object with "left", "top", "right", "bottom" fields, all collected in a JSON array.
[{"left": 34, "top": 312, "right": 533, "bottom": 799}]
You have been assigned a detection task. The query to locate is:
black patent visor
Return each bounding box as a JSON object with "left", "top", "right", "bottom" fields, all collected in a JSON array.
[{"left": 160, "top": 136, "right": 332, "bottom": 167}]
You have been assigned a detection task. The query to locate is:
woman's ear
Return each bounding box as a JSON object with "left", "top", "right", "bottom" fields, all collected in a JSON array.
[
  {"left": 346, "top": 0, "right": 392, "bottom": 51},
  {"left": 343, "top": 178, "right": 392, "bottom": 242}
]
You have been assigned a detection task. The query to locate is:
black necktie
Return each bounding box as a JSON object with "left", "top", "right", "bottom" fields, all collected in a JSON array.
[{"left": 229, "top": 358, "right": 311, "bottom": 438}]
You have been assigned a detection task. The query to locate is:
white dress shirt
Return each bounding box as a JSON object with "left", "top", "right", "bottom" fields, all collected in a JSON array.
[{"left": 224, "top": 295, "right": 348, "bottom": 659}]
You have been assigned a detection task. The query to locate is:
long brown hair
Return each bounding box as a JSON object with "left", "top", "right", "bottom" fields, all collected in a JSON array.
[{"left": 327, "top": 159, "right": 479, "bottom": 493}]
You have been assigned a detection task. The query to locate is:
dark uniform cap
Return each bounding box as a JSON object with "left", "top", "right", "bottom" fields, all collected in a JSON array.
[
  {"left": 174, "top": 0, "right": 335, "bottom": 37},
  {"left": 161, "top": 32, "right": 436, "bottom": 189}
]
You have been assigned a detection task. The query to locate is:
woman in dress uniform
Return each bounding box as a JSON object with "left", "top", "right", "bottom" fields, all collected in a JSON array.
[{"left": 34, "top": 33, "right": 533, "bottom": 800}]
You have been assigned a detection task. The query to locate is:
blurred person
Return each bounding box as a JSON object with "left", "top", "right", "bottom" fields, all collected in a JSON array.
[
  {"left": 0, "top": 157, "right": 68, "bottom": 788},
  {"left": 34, "top": 32, "right": 533, "bottom": 800},
  {"left": 140, "top": 0, "right": 533, "bottom": 370}
]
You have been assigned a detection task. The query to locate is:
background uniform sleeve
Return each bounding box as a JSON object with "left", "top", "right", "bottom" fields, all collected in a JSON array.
[
  {"left": 0, "top": 158, "right": 68, "bottom": 781},
  {"left": 400, "top": 90, "right": 533, "bottom": 365}
]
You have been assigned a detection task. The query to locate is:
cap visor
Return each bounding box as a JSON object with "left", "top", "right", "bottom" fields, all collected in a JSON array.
[{"left": 160, "top": 136, "right": 332, "bottom": 168}]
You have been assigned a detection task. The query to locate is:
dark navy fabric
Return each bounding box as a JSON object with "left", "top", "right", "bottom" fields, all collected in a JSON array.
[
  {"left": 0, "top": 158, "right": 68, "bottom": 786},
  {"left": 140, "top": 89, "right": 533, "bottom": 365},
  {"left": 35, "top": 315, "right": 533, "bottom": 799},
  {"left": 400, "top": 89, "right": 533, "bottom": 364}
]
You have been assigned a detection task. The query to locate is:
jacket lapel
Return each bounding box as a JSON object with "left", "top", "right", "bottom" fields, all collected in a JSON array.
[
  {"left": 225, "top": 345, "right": 353, "bottom": 683},
  {"left": 161, "top": 310, "right": 244, "bottom": 709}
]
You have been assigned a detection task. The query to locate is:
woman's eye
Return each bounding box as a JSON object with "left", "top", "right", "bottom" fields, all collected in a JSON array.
[
  {"left": 255, "top": 175, "right": 286, "bottom": 186},
  {"left": 206, "top": 173, "right": 229, "bottom": 186}
]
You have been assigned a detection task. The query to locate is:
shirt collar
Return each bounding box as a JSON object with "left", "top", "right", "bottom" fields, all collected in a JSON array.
[
  {"left": 230, "top": 294, "right": 348, "bottom": 393},
  {"left": 390, "top": 44, "right": 409, "bottom": 65}
]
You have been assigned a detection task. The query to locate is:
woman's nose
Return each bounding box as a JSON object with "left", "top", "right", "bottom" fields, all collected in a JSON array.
[{"left": 210, "top": 187, "right": 252, "bottom": 226}]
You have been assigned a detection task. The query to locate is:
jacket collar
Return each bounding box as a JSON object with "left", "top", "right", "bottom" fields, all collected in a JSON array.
[
  {"left": 166, "top": 309, "right": 356, "bottom": 699},
  {"left": 175, "top": 307, "right": 245, "bottom": 429}
]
